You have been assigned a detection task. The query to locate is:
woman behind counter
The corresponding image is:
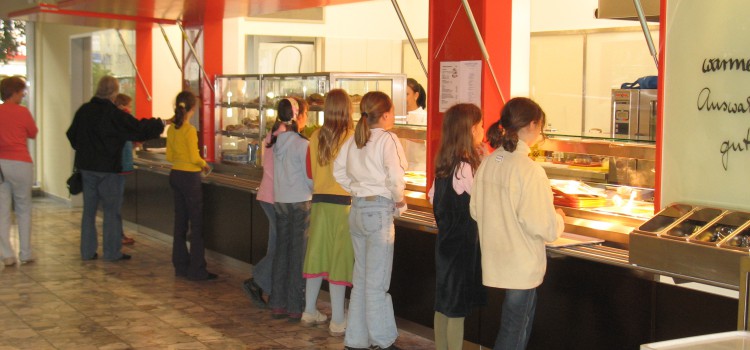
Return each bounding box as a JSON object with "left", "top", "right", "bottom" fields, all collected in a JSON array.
[
  {"left": 406, "top": 78, "right": 426, "bottom": 113},
  {"left": 166, "top": 90, "right": 216, "bottom": 281},
  {"left": 429, "top": 103, "right": 486, "bottom": 350},
  {"left": 470, "top": 97, "right": 564, "bottom": 350},
  {"left": 406, "top": 78, "right": 427, "bottom": 126},
  {"left": 0, "top": 76, "right": 38, "bottom": 266}
]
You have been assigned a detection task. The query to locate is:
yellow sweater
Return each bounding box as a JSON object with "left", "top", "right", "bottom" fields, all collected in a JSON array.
[
  {"left": 309, "top": 128, "right": 352, "bottom": 196},
  {"left": 166, "top": 123, "right": 206, "bottom": 172}
]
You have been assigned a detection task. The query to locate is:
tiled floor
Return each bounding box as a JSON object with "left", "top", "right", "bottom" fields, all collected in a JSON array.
[{"left": 0, "top": 197, "right": 435, "bottom": 349}]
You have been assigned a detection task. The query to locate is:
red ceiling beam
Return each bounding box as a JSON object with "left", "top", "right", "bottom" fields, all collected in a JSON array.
[{"left": 9, "top": 3, "right": 177, "bottom": 25}]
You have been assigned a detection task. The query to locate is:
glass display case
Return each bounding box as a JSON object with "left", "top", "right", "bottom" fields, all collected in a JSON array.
[
  {"left": 537, "top": 134, "right": 656, "bottom": 221},
  {"left": 214, "top": 73, "right": 423, "bottom": 180},
  {"left": 215, "top": 74, "right": 263, "bottom": 165}
]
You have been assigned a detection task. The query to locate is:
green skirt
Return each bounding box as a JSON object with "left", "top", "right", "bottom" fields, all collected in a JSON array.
[{"left": 303, "top": 202, "right": 354, "bottom": 286}]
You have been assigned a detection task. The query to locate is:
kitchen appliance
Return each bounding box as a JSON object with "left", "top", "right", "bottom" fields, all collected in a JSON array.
[{"left": 611, "top": 88, "right": 657, "bottom": 141}]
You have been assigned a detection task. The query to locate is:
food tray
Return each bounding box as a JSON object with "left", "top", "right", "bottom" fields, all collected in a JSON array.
[{"left": 552, "top": 187, "right": 607, "bottom": 208}]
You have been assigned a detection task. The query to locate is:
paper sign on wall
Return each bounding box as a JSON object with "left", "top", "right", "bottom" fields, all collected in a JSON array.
[{"left": 439, "top": 60, "right": 482, "bottom": 112}]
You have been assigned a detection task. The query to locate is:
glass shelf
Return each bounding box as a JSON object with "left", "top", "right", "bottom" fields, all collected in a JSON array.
[{"left": 545, "top": 133, "right": 656, "bottom": 144}]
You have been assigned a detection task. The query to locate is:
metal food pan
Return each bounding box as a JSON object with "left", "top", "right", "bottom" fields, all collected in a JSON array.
[
  {"left": 718, "top": 216, "right": 750, "bottom": 252},
  {"left": 636, "top": 203, "right": 695, "bottom": 236},
  {"left": 660, "top": 207, "right": 724, "bottom": 241},
  {"left": 691, "top": 211, "right": 750, "bottom": 247}
]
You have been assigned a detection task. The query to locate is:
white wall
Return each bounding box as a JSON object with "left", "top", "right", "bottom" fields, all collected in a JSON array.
[
  {"left": 511, "top": 0, "right": 531, "bottom": 97},
  {"left": 35, "top": 22, "right": 97, "bottom": 200},
  {"left": 225, "top": 0, "right": 429, "bottom": 75},
  {"left": 529, "top": 0, "right": 659, "bottom": 135},
  {"left": 151, "top": 24, "right": 182, "bottom": 119},
  {"left": 531, "top": 0, "right": 642, "bottom": 32}
]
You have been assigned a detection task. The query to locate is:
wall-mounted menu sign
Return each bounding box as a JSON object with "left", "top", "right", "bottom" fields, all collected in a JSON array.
[
  {"left": 661, "top": 0, "right": 750, "bottom": 211},
  {"left": 438, "top": 60, "right": 482, "bottom": 112}
]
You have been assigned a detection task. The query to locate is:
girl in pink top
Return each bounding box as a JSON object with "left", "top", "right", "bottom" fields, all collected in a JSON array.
[
  {"left": 0, "top": 76, "right": 38, "bottom": 266},
  {"left": 241, "top": 119, "right": 286, "bottom": 308}
]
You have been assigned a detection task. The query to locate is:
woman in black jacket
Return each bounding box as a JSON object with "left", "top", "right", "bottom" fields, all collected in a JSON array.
[{"left": 66, "top": 76, "right": 164, "bottom": 261}]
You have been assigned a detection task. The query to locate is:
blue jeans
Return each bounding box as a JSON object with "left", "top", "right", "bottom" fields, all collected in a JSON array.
[
  {"left": 494, "top": 288, "right": 537, "bottom": 350},
  {"left": 269, "top": 201, "right": 310, "bottom": 314},
  {"left": 344, "top": 196, "right": 398, "bottom": 349},
  {"left": 116, "top": 174, "right": 127, "bottom": 239},
  {"left": 253, "top": 200, "right": 276, "bottom": 293},
  {"left": 81, "top": 170, "right": 125, "bottom": 261}
]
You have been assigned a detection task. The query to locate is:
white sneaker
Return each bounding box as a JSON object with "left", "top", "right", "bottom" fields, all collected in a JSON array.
[
  {"left": 329, "top": 318, "right": 346, "bottom": 337},
  {"left": 3, "top": 257, "right": 16, "bottom": 267},
  {"left": 301, "top": 310, "right": 328, "bottom": 326}
]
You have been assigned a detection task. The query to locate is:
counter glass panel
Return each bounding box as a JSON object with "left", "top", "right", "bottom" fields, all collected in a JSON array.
[{"left": 213, "top": 73, "right": 424, "bottom": 188}]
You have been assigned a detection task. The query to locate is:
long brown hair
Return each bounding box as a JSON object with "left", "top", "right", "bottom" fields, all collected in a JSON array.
[
  {"left": 354, "top": 91, "right": 392, "bottom": 149},
  {"left": 487, "top": 97, "right": 546, "bottom": 152},
  {"left": 317, "top": 89, "right": 353, "bottom": 165},
  {"left": 434, "top": 103, "right": 483, "bottom": 178},
  {"left": 173, "top": 91, "right": 197, "bottom": 130}
]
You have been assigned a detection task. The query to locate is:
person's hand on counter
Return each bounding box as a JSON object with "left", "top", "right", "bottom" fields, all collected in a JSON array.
[
  {"left": 556, "top": 208, "right": 566, "bottom": 220},
  {"left": 394, "top": 200, "right": 408, "bottom": 217}
]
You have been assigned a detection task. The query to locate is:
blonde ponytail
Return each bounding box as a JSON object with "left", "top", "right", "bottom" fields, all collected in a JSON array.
[
  {"left": 354, "top": 91, "right": 392, "bottom": 149},
  {"left": 354, "top": 114, "right": 371, "bottom": 148}
]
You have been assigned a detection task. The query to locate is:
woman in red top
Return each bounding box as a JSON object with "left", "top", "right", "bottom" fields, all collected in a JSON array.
[{"left": 0, "top": 76, "right": 38, "bottom": 266}]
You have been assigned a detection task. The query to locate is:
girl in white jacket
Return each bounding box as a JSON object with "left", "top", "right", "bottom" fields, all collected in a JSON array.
[
  {"left": 334, "top": 91, "right": 407, "bottom": 350},
  {"left": 470, "top": 97, "right": 565, "bottom": 350}
]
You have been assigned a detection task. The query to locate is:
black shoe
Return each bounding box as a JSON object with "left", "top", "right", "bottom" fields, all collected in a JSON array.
[
  {"left": 84, "top": 253, "right": 98, "bottom": 261},
  {"left": 371, "top": 346, "right": 401, "bottom": 350},
  {"left": 241, "top": 278, "right": 267, "bottom": 308},
  {"left": 116, "top": 254, "right": 131, "bottom": 261},
  {"left": 189, "top": 272, "right": 218, "bottom": 281},
  {"left": 344, "top": 347, "right": 371, "bottom": 350}
]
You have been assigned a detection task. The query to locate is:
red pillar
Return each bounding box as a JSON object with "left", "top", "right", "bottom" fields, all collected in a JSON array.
[
  {"left": 200, "top": 4, "right": 224, "bottom": 162},
  {"left": 654, "top": 0, "right": 667, "bottom": 210},
  {"left": 135, "top": 21, "right": 153, "bottom": 119},
  {"left": 426, "top": 0, "right": 512, "bottom": 189}
]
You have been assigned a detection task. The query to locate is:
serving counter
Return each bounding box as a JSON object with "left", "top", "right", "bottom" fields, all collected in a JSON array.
[{"left": 128, "top": 138, "right": 739, "bottom": 349}]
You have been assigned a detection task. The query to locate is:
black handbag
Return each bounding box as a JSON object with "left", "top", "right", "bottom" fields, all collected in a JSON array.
[{"left": 67, "top": 169, "right": 83, "bottom": 195}]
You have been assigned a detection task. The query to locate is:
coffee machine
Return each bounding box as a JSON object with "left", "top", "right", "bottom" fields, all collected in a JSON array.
[{"left": 611, "top": 89, "right": 657, "bottom": 141}]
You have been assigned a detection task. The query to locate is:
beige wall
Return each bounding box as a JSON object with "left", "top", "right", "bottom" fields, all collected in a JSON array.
[
  {"left": 225, "top": 0, "right": 429, "bottom": 75},
  {"left": 151, "top": 24, "right": 183, "bottom": 119},
  {"left": 35, "top": 22, "right": 96, "bottom": 201}
]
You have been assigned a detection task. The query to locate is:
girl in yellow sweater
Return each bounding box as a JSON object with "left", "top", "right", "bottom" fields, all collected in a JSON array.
[{"left": 166, "top": 91, "right": 215, "bottom": 281}]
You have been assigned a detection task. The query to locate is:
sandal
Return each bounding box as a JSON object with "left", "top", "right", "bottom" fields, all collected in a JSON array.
[{"left": 122, "top": 236, "right": 135, "bottom": 245}]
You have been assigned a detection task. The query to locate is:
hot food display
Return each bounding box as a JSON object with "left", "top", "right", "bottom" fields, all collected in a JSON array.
[{"left": 550, "top": 179, "right": 653, "bottom": 219}]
